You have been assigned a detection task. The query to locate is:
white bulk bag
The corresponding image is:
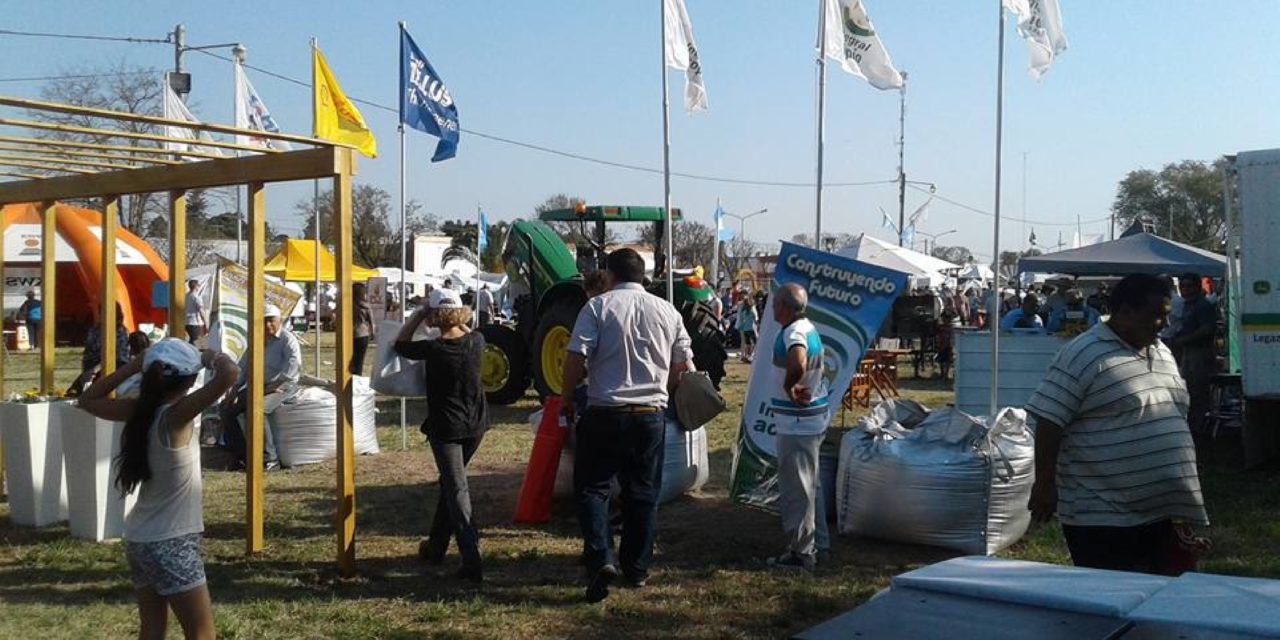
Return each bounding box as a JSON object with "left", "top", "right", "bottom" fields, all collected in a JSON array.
[
  {"left": 837, "top": 400, "right": 1034, "bottom": 555},
  {"left": 369, "top": 321, "right": 429, "bottom": 397},
  {"left": 527, "top": 410, "right": 709, "bottom": 504},
  {"left": 272, "top": 377, "right": 380, "bottom": 468}
]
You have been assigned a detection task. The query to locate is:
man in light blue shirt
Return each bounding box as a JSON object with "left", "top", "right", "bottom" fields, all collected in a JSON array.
[
  {"left": 1000, "top": 295, "right": 1045, "bottom": 331},
  {"left": 767, "top": 283, "right": 831, "bottom": 572},
  {"left": 219, "top": 304, "right": 302, "bottom": 470}
]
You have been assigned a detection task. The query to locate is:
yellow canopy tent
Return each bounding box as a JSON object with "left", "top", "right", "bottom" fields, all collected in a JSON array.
[{"left": 264, "top": 239, "right": 376, "bottom": 282}]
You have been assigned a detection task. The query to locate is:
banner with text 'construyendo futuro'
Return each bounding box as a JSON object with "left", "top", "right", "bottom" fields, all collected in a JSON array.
[{"left": 729, "top": 241, "right": 909, "bottom": 510}]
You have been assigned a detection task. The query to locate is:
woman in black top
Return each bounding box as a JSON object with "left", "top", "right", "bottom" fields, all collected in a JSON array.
[{"left": 393, "top": 288, "right": 488, "bottom": 582}]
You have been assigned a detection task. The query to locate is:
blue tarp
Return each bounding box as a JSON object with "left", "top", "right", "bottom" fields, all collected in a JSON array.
[{"left": 1017, "top": 233, "right": 1225, "bottom": 277}]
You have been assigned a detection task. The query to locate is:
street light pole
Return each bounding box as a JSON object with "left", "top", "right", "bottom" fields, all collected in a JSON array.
[{"left": 723, "top": 208, "right": 768, "bottom": 242}]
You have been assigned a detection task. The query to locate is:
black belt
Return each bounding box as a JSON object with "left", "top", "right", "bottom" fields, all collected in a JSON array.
[{"left": 588, "top": 405, "right": 662, "bottom": 414}]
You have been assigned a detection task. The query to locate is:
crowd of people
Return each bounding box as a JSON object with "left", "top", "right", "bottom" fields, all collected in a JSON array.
[{"left": 54, "top": 246, "right": 1231, "bottom": 638}]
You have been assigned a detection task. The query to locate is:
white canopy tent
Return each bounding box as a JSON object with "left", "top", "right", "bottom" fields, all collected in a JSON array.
[{"left": 836, "top": 234, "right": 961, "bottom": 288}]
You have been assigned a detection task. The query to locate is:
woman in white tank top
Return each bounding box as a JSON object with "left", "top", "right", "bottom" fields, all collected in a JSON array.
[{"left": 79, "top": 338, "right": 240, "bottom": 640}]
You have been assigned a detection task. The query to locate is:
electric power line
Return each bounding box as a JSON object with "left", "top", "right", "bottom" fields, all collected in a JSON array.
[
  {"left": 0, "top": 70, "right": 156, "bottom": 84},
  {"left": 0, "top": 28, "right": 171, "bottom": 45},
  {"left": 909, "top": 184, "right": 1110, "bottom": 228}
]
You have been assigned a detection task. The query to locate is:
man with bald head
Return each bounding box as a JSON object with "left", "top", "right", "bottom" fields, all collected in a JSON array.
[{"left": 767, "top": 283, "right": 832, "bottom": 571}]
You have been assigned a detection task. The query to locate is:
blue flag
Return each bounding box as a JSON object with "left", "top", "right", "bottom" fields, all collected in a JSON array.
[
  {"left": 477, "top": 210, "right": 489, "bottom": 253},
  {"left": 400, "top": 28, "right": 459, "bottom": 162},
  {"left": 714, "top": 204, "right": 734, "bottom": 241}
]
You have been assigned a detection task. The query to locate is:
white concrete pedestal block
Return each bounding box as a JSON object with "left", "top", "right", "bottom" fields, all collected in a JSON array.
[
  {"left": 59, "top": 404, "right": 136, "bottom": 541},
  {"left": 1, "top": 402, "right": 68, "bottom": 527}
]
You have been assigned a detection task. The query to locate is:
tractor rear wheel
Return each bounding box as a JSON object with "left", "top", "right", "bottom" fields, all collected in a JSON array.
[
  {"left": 532, "top": 300, "right": 582, "bottom": 399},
  {"left": 479, "top": 324, "right": 530, "bottom": 405}
]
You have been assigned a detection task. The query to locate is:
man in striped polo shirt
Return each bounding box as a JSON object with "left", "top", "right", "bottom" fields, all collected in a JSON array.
[{"left": 1026, "top": 274, "right": 1209, "bottom": 575}]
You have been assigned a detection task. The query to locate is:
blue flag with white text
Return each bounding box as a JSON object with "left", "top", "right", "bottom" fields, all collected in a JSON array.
[
  {"left": 400, "top": 28, "right": 459, "bottom": 162},
  {"left": 477, "top": 210, "right": 489, "bottom": 253}
]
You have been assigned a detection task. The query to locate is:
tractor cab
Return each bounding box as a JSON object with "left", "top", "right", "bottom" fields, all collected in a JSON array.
[{"left": 479, "top": 203, "right": 716, "bottom": 406}]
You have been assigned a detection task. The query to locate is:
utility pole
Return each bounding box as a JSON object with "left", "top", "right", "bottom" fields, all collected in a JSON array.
[{"left": 897, "top": 71, "right": 908, "bottom": 246}]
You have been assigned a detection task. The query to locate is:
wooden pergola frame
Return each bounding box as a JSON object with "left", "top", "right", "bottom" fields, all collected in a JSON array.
[{"left": 0, "top": 95, "right": 361, "bottom": 576}]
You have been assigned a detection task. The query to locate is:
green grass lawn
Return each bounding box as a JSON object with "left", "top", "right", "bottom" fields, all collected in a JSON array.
[{"left": 1, "top": 342, "right": 1278, "bottom": 638}]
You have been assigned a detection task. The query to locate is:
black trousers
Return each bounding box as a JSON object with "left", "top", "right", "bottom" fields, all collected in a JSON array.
[
  {"left": 425, "top": 434, "right": 484, "bottom": 570},
  {"left": 1062, "top": 519, "right": 1178, "bottom": 575},
  {"left": 574, "top": 407, "right": 666, "bottom": 580},
  {"left": 350, "top": 336, "right": 371, "bottom": 376},
  {"left": 27, "top": 320, "right": 39, "bottom": 349},
  {"left": 185, "top": 324, "right": 201, "bottom": 344}
]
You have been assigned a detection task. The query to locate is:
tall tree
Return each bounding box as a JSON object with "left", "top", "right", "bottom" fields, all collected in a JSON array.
[
  {"left": 931, "top": 245, "right": 974, "bottom": 264},
  {"left": 722, "top": 236, "right": 764, "bottom": 279},
  {"left": 1112, "top": 158, "right": 1231, "bottom": 250},
  {"left": 36, "top": 62, "right": 165, "bottom": 232},
  {"left": 440, "top": 218, "right": 510, "bottom": 271},
  {"left": 639, "top": 220, "right": 716, "bottom": 270},
  {"left": 297, "top": 185, "right": 437, "bottom": 267}
]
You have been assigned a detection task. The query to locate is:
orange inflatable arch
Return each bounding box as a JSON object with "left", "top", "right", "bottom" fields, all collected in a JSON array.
[{"left": 2, "top": 202, "right": 169, "bottom": 335}]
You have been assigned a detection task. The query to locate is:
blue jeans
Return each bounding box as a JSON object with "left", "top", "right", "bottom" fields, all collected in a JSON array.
[{"left": 574, "top": 407, "right": 665, "bottom": 579}]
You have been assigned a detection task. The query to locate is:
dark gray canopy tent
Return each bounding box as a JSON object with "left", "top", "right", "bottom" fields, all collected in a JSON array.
[{"left": 1017, "top": 232, "right": 1226, "bottom": 277}]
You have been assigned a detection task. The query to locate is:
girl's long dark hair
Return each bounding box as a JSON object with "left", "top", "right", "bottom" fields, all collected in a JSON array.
[{"left": 114, "top": 368, "right": 197, "bottom": 496}]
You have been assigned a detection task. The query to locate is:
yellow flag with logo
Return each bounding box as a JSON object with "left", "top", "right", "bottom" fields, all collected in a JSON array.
[{"left": 312, "top": 47, "right": 377, "bottom": 158}]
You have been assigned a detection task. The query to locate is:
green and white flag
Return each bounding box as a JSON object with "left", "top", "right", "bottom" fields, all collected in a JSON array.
[
  {"left": 821, "top": 0, "right": 903, "bottom": 90},
  {"left": 1002, "top": 0, "right": 1068, "bottom": 80}
]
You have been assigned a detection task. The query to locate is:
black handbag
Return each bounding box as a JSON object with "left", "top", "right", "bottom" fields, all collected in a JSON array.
[{"left": 674, "top": 370, "right": 726, "bottom": 431}]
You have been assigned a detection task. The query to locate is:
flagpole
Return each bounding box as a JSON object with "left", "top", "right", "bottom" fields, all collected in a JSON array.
[
  {"left": 232, "top": 53, "right": 245, "bottom": 265},
  {"left": 399, "top": 22, "right": 408, "bottom": 451},
  {"left": 711, "top": 197, "right": 720, "bottom": 288},
  {"left": 814, "top": 0, "right": 828, "bottom": 251},
  {"left": 311, "top": 36, "right": 322, "bottom": 378},
  {"left": 661, "top": 0, "right": 675, "bottom": 301},
  {"left": 989, "top": 1, "right": 1006, "bottom": 416},
  {"left": 475, "top": 205, "right": 482, "bottom": 327}
]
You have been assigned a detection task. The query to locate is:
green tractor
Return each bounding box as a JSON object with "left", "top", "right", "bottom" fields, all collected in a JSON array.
[{"left": 478, "top": 204, "right": 715, "bottom": 405}]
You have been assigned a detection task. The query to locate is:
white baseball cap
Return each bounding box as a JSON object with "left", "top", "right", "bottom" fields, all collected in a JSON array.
[
  {"left": 429, "top": 288, "right": 463, "bottom": 309},
  {"left": 144, "top": 338, "right": 202, "bottom": 376},
  {"left": 264, "top": 303, "right": 282, "bottom": 318}
]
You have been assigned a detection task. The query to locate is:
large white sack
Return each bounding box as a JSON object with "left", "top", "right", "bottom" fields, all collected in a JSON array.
[
  {"left": 836, "top": 400, "right": 1033, "bottom": 555},
  {"left": 369, "top": 321, "right": 430, "bottom": 397},
  {"left": 527, "top": 410, "right": 709, "bottom": 504},
  {"left": 273, "top": 376, "right": 380, "bottom": 468}
]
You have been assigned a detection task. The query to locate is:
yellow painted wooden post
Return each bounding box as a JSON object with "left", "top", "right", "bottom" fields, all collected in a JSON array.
[
  {"left": 246, "top": 181, "right": 266, "bottom": 554},
  {"left": 169, "top": 190, "right": 187, "bottom": 334},
  {"left": 39, "top": 201, "right": 56, "bottom": 393},
  {"left": 101, "top": 196, "right": 119, "bottom": 377},
  {"left": 334, "top": 154, "right": 356, "bottom": 576}
]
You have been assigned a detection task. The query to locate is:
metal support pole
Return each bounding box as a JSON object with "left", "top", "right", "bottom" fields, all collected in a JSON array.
[
  {"left": 897, "top": 72, "right": 908, "bottom": 246},
  {"left": 399, "top": 120, "right": 408, "bottom": 451},
  {"left": 661, "top": 0, "right": 675, "bottom": 301},
  {"left": 245, "top": 181, "right": 266, "bottom": 555},
  {"left": 169, "top": 190, "right": 187, "bottom": 333},
  {"left": 39, "top": 201, "right": 56, "bottom": 393},
  {"left": 334, "top": 152, "right": 357, "bottom": 577},
  {"left": 814, "top": 0, "right": 828, "bottom": 250},
  {"left": 101, "top": 197, "right": 119, "bottom": 377},
  {"left": 989, "top": 1, "right": 1007, "bottom": 416},
  {"left": 314, "top": 178, "right": 322, "bottom": 377}
]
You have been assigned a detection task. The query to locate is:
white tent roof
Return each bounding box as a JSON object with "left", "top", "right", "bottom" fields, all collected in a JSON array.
[
  {"left": 957, "top": 263, "right": 996, "bottom": 280},
  {"left": 836, "top": 234, "right": 961, "bottom": 285},
  {"left": 375, "top": 267, "right": 435, "bottom": 287}
]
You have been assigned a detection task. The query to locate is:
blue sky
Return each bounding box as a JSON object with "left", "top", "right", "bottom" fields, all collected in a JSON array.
[{"left": 4, "top": 1, "right": 1278, "bottom": 260}]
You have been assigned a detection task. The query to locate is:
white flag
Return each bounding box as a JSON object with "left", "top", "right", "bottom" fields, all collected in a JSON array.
[
  {"left": 663, "top": 0, "right": 708, "bottom": 113},
  {"left": 821, "top": 0, "right": 903, "bottom": 90},
  {"left": 908, "top": 196, "right": 932, "bottom": 226},
  {"left": 1002, "top": 0, "right": 1067, "bottom": 80},
  {"left": 161, "top": 78, "right": 224, "bottom": 157},
  {"left": 234, "top": 62, "right": 292, "bottom": 150}
]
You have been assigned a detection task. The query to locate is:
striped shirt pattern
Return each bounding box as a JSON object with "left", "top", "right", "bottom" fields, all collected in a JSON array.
[{"left": 1026, "top": 322, "right": 1209, "bottom": 527}]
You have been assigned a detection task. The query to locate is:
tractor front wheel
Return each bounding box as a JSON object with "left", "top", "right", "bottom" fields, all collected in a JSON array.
[
  {"left": 532, "top": 300, "right": 582, "bottom": 399},
  {"left": 479, "top": 324, "right": 531, "bottom": 405}
]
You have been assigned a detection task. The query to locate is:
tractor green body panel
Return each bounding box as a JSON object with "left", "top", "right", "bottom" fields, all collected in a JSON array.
[
  {"left": 538, "top": 205, "right": 682, "bottom": 223},
  {"left": 504, "top": 220, "right": 579, "bottom": 298}
]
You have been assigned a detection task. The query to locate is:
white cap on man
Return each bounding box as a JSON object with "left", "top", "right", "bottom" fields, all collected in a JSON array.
[{"left": 264, "top": 303, "right": 282, "bottom": 318}]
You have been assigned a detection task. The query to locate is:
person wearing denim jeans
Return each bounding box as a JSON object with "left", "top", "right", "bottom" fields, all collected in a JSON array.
[{"left": 562, "top": 249, "right": 693, "bottom": 603}]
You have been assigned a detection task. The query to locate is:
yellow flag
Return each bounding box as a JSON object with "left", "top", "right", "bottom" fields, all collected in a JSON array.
[{"left": 312, "top": 47, "right": 377, "bottom": 158}]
